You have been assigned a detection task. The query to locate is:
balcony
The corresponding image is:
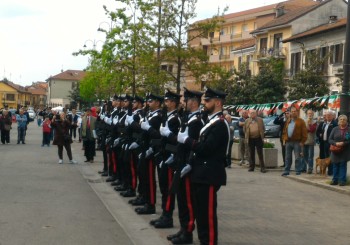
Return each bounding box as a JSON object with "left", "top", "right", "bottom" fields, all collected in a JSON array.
[
  {"left": 219, "top": 54, "right": 230, "bottom": 60},
  {"left": 209, "top": 55, "right": 220, "bottom": 63},
  {"left": 256, "top": 47, "right": 287, "bottom": 59}
]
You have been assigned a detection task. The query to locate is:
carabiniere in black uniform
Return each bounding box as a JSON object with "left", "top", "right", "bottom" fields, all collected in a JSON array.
[{"left": 178, "top": 87, "right": 230, "bottom": 245}]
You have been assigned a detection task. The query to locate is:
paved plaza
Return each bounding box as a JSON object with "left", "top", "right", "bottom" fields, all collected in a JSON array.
[{"left": 1, "top": 122, "right": 350, "bottom": 245}]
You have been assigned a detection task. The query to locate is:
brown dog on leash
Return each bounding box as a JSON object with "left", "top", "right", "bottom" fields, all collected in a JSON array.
[{"left": 315, "top": 157, "right": 331, "bottom": 176}]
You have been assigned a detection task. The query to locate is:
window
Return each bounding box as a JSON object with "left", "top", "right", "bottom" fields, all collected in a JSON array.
[
  {"left": 209, "top": 32, "right": 214, "bottom": 38},
  {"left": 242, "top": 24, "right": 248, "bottom": 32},
  {"left": 161, "top": 65, "right": 167, "bottom": 70},
  {"left": 168, "top": 65, "right": 173, "bottom": 73},
  {"left": 238, "top": 56, "right": 242, "bottom": 67},
  {"left": 330, "top": 43, "right": 343, "bottom": 64},
  {"left": 273, "top": 33, "right": 283, "bottom": 51},
  {"left": 6, "top": 94, "right": 15, "bottom": 101},
  {"left": 260, "top": 38, "right": 268, "bottom": 54},
  {"left": 290, "top": 52, "right": 301, "bottom": 75},
  {"left": 230, "top": 26, "right": 236, "bottom": 34},
  {"left": 320, "top": 47, "right": 329, "bottom": 74}
]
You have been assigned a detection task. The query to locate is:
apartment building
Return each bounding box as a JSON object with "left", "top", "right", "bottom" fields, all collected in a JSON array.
[{"left": 187, "top": 0, "right": 320, "bottom": 88}]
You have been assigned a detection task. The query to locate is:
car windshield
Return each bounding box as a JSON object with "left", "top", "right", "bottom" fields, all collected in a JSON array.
[{"left": 263, "top": 116, "right": 277, "bottom": 125}]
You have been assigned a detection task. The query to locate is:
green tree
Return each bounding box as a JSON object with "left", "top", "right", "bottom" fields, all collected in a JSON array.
[{"left": 252, "top": 57, "right": 287, "bottom": 103}]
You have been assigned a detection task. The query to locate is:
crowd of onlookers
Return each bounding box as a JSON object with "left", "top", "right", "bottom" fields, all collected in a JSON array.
[{"left": 235, "top": 107, "right": 350, "bottom": 186}]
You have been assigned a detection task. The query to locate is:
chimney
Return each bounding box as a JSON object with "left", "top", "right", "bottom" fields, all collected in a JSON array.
[{"left": 329, "top": 15, "right": 338, "bottom": 24}]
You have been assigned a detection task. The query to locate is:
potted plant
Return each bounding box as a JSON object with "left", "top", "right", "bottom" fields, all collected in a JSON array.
[
  {"left": 231, "top": 137, "right": 241, "bottom": 160},
  {"left": 255, "top": 141, "right": 278, "bottom": 168}
]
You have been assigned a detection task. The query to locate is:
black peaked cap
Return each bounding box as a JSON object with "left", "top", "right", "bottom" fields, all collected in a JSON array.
[
  {"left": 164, "top": 89, "right": 181, "bottom": 102},
  {"left": 183, "top": 87, "right": 203, "bottom": 100},
  {"left": 204, "top": 87, "right": 227, "bottom": 100}
]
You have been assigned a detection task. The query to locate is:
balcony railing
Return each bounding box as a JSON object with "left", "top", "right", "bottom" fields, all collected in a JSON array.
[
  {"left": 219, "top": 54, "right": 230, "bottom": 60},
  {"left": 257, "top": 47, "right": 287, "bottom": 59}
]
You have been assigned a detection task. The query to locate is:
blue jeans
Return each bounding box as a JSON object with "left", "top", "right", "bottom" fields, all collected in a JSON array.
[
  {"left": 284, "top": 141, "right": 302, "bottom": 174},
  {"left": 332, "top": 161, "right": 347, "bottom": 184},
  {"left": 302, "top": 145, "right": 314, "bottom": 171},
  {"left": 17, "top": 127, "right": 26, "bottom": 143}
]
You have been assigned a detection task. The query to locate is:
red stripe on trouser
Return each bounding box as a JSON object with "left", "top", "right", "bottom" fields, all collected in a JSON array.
[
  {"left": 112, "top": 151, "right": 117, "bottom": 173},
  {"left": 185, "top": 176, "right": 195, "bottom": 232},
  {"left": 130, "top": 156, "right": 136, "bottom": 189},
  {"left": 208, "top": 186, "right": 215, "bottom": 245},
  {"left": 165, "top": 168, "right": 173, "bottom": 211},
  {"left": 149, "top": 159, "right": 155, "bottom": 205}
]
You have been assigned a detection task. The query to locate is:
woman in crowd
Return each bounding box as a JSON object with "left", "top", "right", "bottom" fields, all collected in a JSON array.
[
  {"left": 51, "top": 112, "right": 77, "bottom": 164},
  {"left": 328, "top": 114, "right": 350, "bottom": 186},
  {"left": 0, "top": 110, "right": 12, "bottom": 144}
]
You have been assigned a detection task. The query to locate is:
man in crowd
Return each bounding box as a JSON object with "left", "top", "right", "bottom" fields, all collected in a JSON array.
[
  {"left": 281, "top": 106, "right": 307, "bottom": 176},
  {"left": 16, "top": 109, "right": 27, "bottom": 144},
  {"left": 238, "top": 110, "right": 249, "bottom": 166},
  {"left": 68, "top": 109, "right": 79, "bottom": 141},
  {"left": 302, "top": 109, "right": 317, "bottom": 174},
  {"left": 273, "top": 109, "right": 290, "bottom": 167},
  {"left": 243, "top": 110, "right": 266, "bottom": 173},
  {"left": 81, "top": 108, "right": 96, "bottom": 163},
  {"left": 177, "top": 87, "right": 230, "bottom": 245},
  {"left": 316, "top": 110, "right": 337, "bottom": 175}
]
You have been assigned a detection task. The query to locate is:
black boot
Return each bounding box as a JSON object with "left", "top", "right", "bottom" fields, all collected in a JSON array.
[
  {"left": 120, "top": 189, "right": 136, "bottom": 197},
  {"left": 105, "top": 176, "right": 116, "bottom": 182},
  {"left": 154, "top": 215, "right": 173, "bottom": 228},
  {"left": 114, "top": 185, "right": 127, "bottom": 192},
  {"left": 171, "top": 232, "right": 193, "bottom": 244},
  {"left": 110, "top": 179, "right": 122, "bottom": 186},
  {"left": 135, "top": 204, "right": 155, "bottom": 215},
  {"left": 167, "top": 229, "right": 184, "bottom": 241},
  {"left": 150, "top": 214, "right": 165, "bottom": 226},
  {"left": 130, "top": 196, "right": 146, "bottom": 206}
]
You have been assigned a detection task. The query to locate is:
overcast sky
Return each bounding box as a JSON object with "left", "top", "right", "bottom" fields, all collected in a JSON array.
[{"left": 0, "top": 0, "right": 282, "bottom": 86}]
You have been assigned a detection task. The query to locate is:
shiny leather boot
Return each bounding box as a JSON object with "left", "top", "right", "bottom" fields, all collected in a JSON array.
[
  {"left": 135, "top": 204, "right": 155, "bottom": 215},
  {"left": 154, "top": 215, "right": 173, "bottom": 228},
  {"left": 171, "top": 232, "right": 193, "bottom": 244},
  {"left": 167, "top": 229, "right": 184, "bottom": 241}
]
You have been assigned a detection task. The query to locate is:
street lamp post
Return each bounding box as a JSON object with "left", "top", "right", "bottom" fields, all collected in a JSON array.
[{"left": 83, "top": 39, "right": 104, "bottom": 50}]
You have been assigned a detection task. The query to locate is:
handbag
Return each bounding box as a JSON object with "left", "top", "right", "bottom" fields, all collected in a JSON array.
[{"left": 330, "top": 144, "right": 344, "bottom": 154}]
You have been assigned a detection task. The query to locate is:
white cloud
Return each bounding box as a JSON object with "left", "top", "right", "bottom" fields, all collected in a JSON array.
[{"left": 0, "top": 0, "right": 281, "bottom": 86}]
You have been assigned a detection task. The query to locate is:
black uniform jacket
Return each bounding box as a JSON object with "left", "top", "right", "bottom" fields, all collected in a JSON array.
[{"left": 185, "top": 112, "right": 230, "bottom": 186}]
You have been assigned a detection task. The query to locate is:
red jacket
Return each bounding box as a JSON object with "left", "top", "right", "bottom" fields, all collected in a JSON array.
[{"left": 43, "top": 120, "right": 51, "bottom": 133}]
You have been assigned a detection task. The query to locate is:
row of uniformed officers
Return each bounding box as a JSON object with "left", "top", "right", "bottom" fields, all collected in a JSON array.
[{"left": 96, "top": 87, "right": 230, "bottom": 245}]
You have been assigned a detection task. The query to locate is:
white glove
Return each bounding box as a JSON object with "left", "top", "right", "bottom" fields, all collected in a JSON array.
[
  {"left": 104, "top": 117, "right": 112, "bottom": 125},
  {"left": 159, "top": 161, "right": 164, "bottom": 168},
  {"left": 100, "top": 114, "right": 105, "bottom": 120},
  {"left": 177, "top": 127, "right": 189, "bottom": 144},
  {"left": 160, "top": 124, "right": 172, "bottom": 137},
  {"left": 165, "top": 154, "right": 175, "bottom": 165},
  {"left": 138, "top": 152, "right": 143, "bottom": 159},
  {"left": 105, "top": 137, "right": 111, "bottom": 144},
  {"left": 145, "top": 147, "right": 154, "bottom": 158},
  {"left": 141, "top": 121, "right": 151, "bottom": 131},
  {"left": 112, "top": 117, "right": 118, "bottom": 125},
  {"left": 113, "top": 138, "right": 121, "bottom": 147},
  {"left": 181, "top": 164, "right": 192, "bottom": 178},
  {"left": 129, "top": 142, "right": 139, "bottom": 150},
  {"left": 126, "top": 115, "right": 134, "bottom": 125}
]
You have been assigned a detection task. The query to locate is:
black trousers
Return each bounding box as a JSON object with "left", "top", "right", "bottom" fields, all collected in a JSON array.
[
  {"left": 158, "top": 163, "right": 175, "bottom": 214},
  {"left": 70, "top": 126, "right": 77, "bottom": 139},
  {"left": 57, "top": 142, "right": 72, "bottom": 160},
  {"left": 279, "top": 136, "right": 286, "bottom": 165},
  {"left": 1, "top": 129, "right": 10, "bottom": 143},
  {"left": 177, "top": 175, "right": 195, "bottom": 233},
  {"left": 248, "top": 137, "right": 265, "bottom": 169},
  {"left": 84, "top": 139, "right": 95, "bottom": 161},
  {"left": 193, "top": 183, "right": 220, "bottom": 245},
  {"left": 141, "top": 157, "right": 156, "bottom": 205}
]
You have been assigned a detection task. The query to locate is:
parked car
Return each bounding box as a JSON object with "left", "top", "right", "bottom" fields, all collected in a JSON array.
[
  {"left": 27, "top": 109, "right": 35, "bottom": 122},
  {"left": 264, "top": 116, "right": 281, "bottom": 138}
]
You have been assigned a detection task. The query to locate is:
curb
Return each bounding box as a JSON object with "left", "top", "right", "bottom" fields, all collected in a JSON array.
[{"left": 287, "top": 175, "right": 350, "bottom": 196}]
